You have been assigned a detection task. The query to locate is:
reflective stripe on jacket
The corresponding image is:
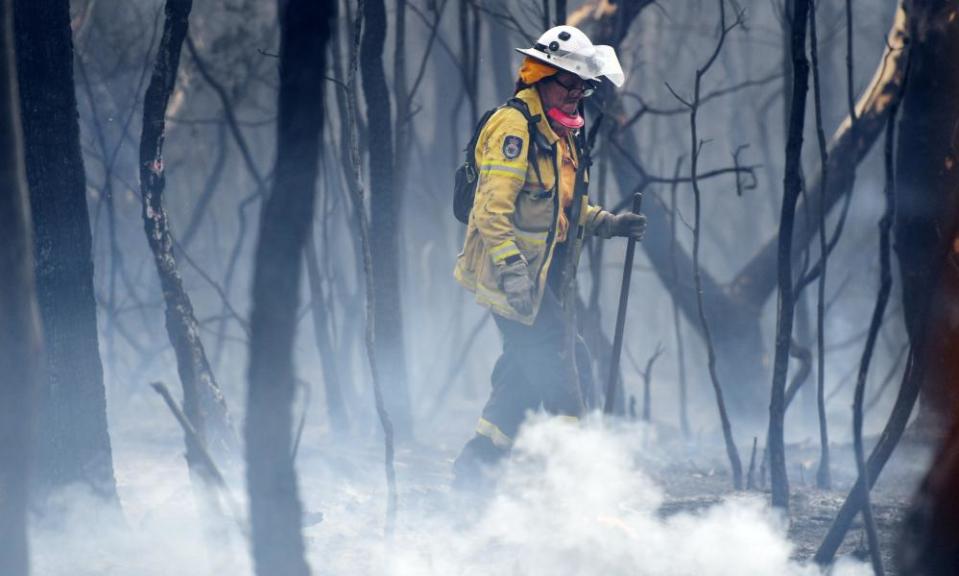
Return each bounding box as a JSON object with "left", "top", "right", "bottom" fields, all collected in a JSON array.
[{"left": 453, "top": 87, "right": 610, "bottom": 324}]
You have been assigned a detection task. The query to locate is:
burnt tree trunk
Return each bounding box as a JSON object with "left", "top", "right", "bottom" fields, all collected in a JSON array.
[
  {"left": 848, "top": 46, "right": 904, "bottom": 576},
  {"left": 898, "top": 406, "right": 959, "bottom": 574},
  {"left": 361, "top": 0, "right": 412, "bottom": 438},
  {"left": 769, "top": 0, "right": 811, "bottom": 511},
  {"left": 139, "top": 0, "right": 239, "bottom": 467},
  {"left": 807, "top": 0, "right": 832, "bottom": 490},
  {"left": 895, "top": 0, "right": 959, "bottom": 438},
  {"left": 14, "top": 0, "right": 117, "bottom": 500},
  {"left": 0, "top": 1, "right": 41, "bottom": 570},
  {"left": 895, "top": 8, "right": 959, "bottom": 567},
  {"left": 246, "top": 0, "right": 334, "bottom": 574}
]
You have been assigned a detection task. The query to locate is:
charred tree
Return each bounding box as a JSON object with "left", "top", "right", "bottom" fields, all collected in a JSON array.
[
  {"left": 14, "top": 0, "right": 117, "bottom": 500},
  {"left": 807, "top": 0, "right": 832, "bottom": 491},
  {"left": 245, "top": 0, "right": 334, "bottom": 574},
  {"left": 361, "top": 0, "right": 412, "bottom": 438},
  {"left": 815, "top": 7, "right": 921, "bottom": 554},
  {"left": 895, "top": 0, "right": 959, "bottom": 437},
  {"left": 898, "top": 407, "right": 959, "bottom": 574},
  {"left": 139, "top": 0, "right": 239, "bottom": 469},
  {"left": 0, "top": 2, "right": 41, "bottom": 570},
  {"left": 348, "top": 0, "right": 398, "bottom": 535},
  {"left": 847, "top": 40, "right": 905, "bottom": 576},
  {"left": 896, "top": 7, "right": 959, "bottom": 554},
  {"left": 768, "top": 0, "right": 811, "bottom": 511},
  {"left": 666, "top": 0, "right": 744, "bottom": 490}
]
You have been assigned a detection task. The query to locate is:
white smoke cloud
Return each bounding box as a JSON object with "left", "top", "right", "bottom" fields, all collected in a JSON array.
[
  {"left": 30, "top": 414, "right": 871, "bottom": 576},
  {"left": 311, "top": 415, "right": 872, "bottom": 576}
]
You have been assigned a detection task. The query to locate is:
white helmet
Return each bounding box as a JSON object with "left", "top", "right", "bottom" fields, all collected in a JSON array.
[{"left": 515, "top": 25, "right": 625, "bottom": 88}]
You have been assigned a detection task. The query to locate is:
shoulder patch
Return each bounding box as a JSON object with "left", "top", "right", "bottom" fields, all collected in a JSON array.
[{"left": 502, "top": 135, "right": 524, "bottom": 160}]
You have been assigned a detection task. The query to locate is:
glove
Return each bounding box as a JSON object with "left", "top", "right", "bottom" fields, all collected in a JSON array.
[
  {"left": 598, "top": 211, "right": 647, "bottom": 240},
  {"left": 499, "top": 259, "right": 534, "bottom": 316}
]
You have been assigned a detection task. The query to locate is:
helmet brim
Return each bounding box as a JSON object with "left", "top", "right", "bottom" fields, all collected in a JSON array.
[{"left": 515, "top": 46, "right": 625, "bottom": 88}]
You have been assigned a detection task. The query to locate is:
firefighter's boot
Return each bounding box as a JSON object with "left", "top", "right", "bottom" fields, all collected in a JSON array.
[{"left": 451, "top": 434, "right": 508, "bottom": 493}]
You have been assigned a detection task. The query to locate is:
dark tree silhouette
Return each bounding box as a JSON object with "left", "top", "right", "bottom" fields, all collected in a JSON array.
[
  {"left": 663, "top": 0, "right": 744, "bottom": 490},
  {"left": 807, "top": 0, "right": 832, "bottom": 491},
  {"left": 138, "top": 0, "right": 239, "bottom": 467},
  {"left": 361, "top": 0, "right": 413, "bottom": 437},
  {"left": 898, "top": 405, "right": 959, "bottom": 574},
  {"left": 347, "top": 0, "right": 398, "bottom": 535},
  {"left": 768, "top": 0, "right": 810, "bottom": 511},
  {"left": 843, "top": 21, "right": 906, "bottom": 572},
  {"left": 14, "top": 0, "right": 117, "bottom": 500},
  {"left": 896, "top": 0, "right": 959, "bottom": 436},
  {"left": 0, "top": 1, "right": 42, "bottom": 570},
  {"left": 245, "top": 1, "right": 334, "bottom": 574}
]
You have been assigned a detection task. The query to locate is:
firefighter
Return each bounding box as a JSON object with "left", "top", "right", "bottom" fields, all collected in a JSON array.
[{"left": 452, "top": 25, "right": 645, "bottom": 489}]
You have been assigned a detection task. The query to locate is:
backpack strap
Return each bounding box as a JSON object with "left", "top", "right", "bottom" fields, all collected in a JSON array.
[
  {"left": 505, "top": 98, "right": 550, "bottom": 190},
  {"left": 463, "top": 98, "right": 552, "bottom": 191}
]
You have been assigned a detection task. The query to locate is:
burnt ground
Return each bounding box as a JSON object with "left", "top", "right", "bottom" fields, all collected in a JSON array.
[
  {"left": 647, "top": 434, "right": 933, "bottom": 574},
  {"left": 273, "top": 414, "right": 937, "bottom": 575}
]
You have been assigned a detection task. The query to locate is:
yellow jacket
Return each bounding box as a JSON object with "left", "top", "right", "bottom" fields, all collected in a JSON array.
[{"left": 453, "top": 88, "right": 610, "bottom": 324}]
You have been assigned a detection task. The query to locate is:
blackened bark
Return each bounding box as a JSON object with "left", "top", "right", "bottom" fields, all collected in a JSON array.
[
  {"left": 852, "top": 83, "right": 896, "bottom": 576},
  {"left": 14, "top": 0, "right": 117, "bottom": 500},
  {"left": 807, "top": 0, "right": 832, "bottom": 491},
  {"left": 140, "top": 0, "right": 240, "bottom": 470},
  {"left": 815, "top": 318, "right": 931, "bottom": 565},
  {"left": 0, "top": 1, "right": 41, "bottom": 571},
  {"left": 849, "top": 57, "right": 903, "bottom": 576},
  {"left": 361, "top": 0, "right": 412, "bottom": 438},
  {"left": 246, "top": 0, "right": 334, "bottom": 573},
  {"left": 769, "top": 0, "right": 810, "bottom": 511},
  {"left": 895, "top": 8, "right": 959, "bottom": 558},
  {"left": 347, "top": 3, "right": 398, "bottom": 533},
  {"left": 895, "top": 0, "right": 959, "bottom": 435},
  {"left": 898, "top": 413, "right": 959, "bottom": 574}
]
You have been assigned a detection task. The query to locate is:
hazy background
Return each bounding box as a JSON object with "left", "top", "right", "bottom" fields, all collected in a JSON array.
[{"left": 33, "top": 0, "right": 917, "bottom": 572}]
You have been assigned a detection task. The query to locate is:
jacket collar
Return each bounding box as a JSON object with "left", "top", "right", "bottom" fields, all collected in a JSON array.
[{"left": 516, "top": 87, "right": 560, "bottom": 146}]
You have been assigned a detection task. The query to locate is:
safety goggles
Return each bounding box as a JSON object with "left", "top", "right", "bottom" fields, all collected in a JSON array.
[{"left": 549, "top": 75, "right": 598, "bottom": 98}]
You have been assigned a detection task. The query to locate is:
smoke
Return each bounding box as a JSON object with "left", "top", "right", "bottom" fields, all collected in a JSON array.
[
  {"left": 29, "top": 414, "right": 870, "bottom": 575},
  {"left": 30, "top": 448, "right": 251, "bottom": 576},
  {"left": 311, "top": 415, "right": 870, "bottom": 575}
]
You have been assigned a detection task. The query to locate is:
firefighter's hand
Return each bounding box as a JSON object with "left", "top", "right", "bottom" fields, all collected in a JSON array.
[
  {"left": 500, "top": 260, "right": 534, "bottom": 316},
  {"left": 604, "top": 212, "right": 647, "bottom": 240}
]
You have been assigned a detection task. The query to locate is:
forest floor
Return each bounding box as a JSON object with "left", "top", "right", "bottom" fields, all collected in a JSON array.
[
  {"left": 30, "top": 401, "right": 931, "bottom": 575},
  {"left": 649, "top": 434, "right": 931, "bottom": 574},
  {"left": 300, "top": 416, "right": 931, "bottom": 575}
]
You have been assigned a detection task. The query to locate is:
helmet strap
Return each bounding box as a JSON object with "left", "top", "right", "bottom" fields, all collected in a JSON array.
[{"left": 546, "top": 106, "right": 585, "bottom": 130}]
